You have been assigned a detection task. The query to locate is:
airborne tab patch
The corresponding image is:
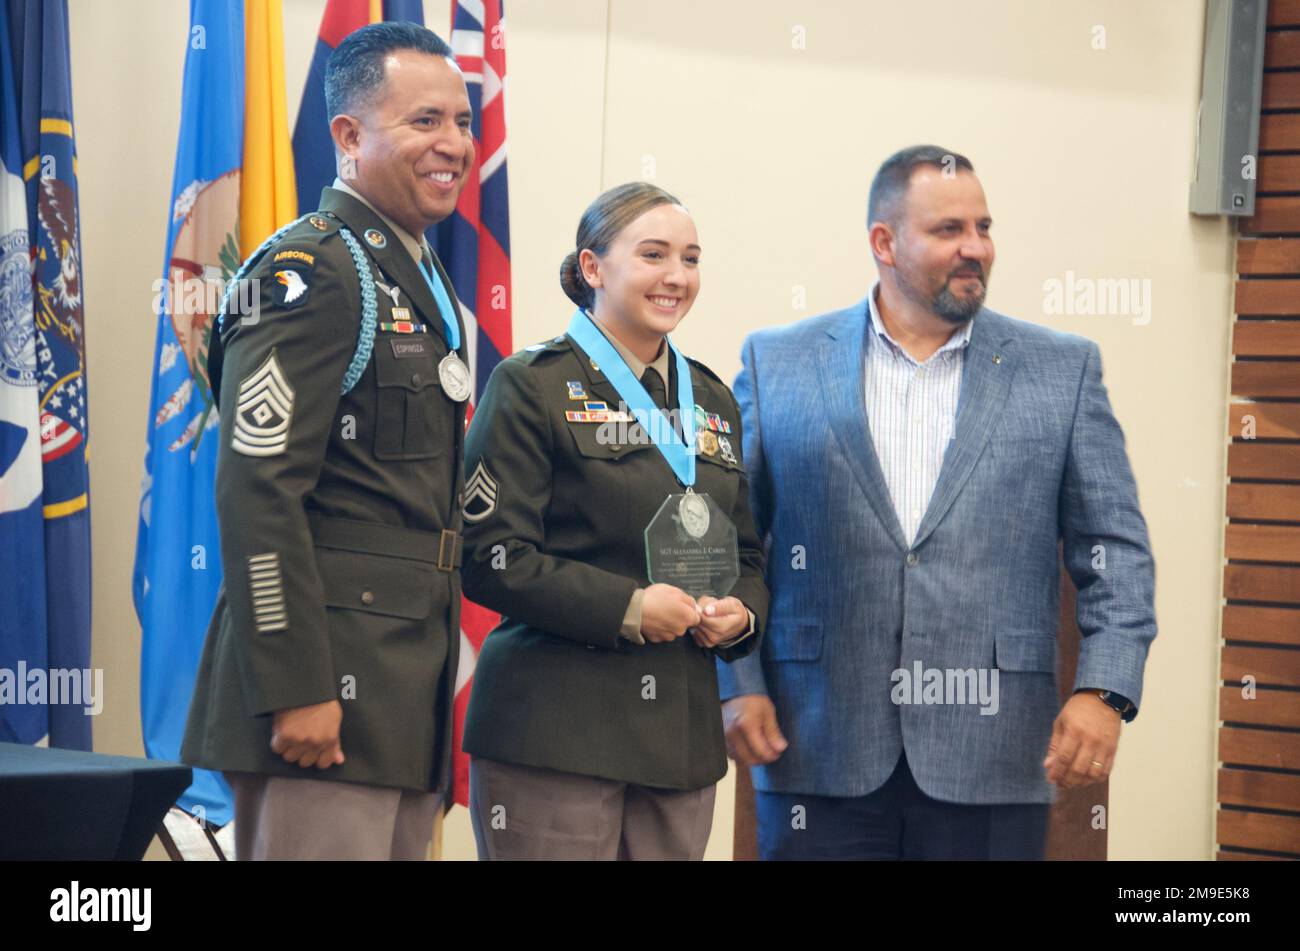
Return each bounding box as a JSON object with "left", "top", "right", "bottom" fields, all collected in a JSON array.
[{"left": 273, "top": 249, "right": 315, "bottom": 267}]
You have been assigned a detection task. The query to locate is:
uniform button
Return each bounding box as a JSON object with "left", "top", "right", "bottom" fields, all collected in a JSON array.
[
  {"left": 905, "top": 552, "right": 919, "bottom": 567},
  {"left": 411, "top": 372, "right": 423, "bottom": 386},
  {"left": 360, "top": 590, "right": 375, "bottom": 605}
]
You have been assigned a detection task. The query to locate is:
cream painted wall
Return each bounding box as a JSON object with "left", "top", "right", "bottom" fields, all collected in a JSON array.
[{"left": 69, "top": 0, "right": 1230, "bottom": 861}]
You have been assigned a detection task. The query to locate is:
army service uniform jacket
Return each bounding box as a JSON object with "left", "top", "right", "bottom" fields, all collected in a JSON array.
[
  {"left": 460, "top": 331, "right": 769, "bottom": 791},
  {"left": 181, "top": 187, "right": 467, "bottom": 794}
]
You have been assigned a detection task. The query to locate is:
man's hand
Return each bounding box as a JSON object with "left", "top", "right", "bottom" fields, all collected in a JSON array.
[
  {"left": 271, "top": 699, "right": 345, "bottom": 769},
  {"left": 690, "top": 596, "right": 749, "bottom": 648},
  {"left": 641, "top": 583, "right": 702, "bottom": 643},
  {"left": 1043, "top": 691, "right": 1121, "bottom": 788},
  {"left": 722, "top": 694, "right": 788, "bottom": 766}
]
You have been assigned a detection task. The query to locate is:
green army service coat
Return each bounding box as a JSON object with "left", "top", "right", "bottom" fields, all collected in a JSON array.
[
  {"left": 181, "top": 187, "right": 467, "bottom": 794},
  {"left": 460, "top": 325, "right": 769, "bottom": 791}
]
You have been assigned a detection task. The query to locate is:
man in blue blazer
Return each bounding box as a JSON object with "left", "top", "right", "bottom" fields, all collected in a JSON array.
[{"left": 718, "top": 145, "right": 1156, "bottom": 860}]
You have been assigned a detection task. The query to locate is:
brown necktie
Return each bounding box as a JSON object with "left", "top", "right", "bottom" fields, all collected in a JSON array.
[{"left": 640, "top": 367, "right": 668, "bottom": 411}]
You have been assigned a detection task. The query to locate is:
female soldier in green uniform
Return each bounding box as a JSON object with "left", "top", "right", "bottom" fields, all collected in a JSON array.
[{"left": 460, "top": 182, "right": 768, "bottom": 860}]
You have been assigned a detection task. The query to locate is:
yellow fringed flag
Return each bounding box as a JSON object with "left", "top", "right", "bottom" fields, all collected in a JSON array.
[{"left": 240, "top": 0, "right": 296, "bottom": 256}]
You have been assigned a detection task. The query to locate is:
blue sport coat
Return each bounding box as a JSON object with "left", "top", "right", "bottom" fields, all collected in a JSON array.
[{"left": 717, "top": 298, "right": 1157, "bottom": 804}]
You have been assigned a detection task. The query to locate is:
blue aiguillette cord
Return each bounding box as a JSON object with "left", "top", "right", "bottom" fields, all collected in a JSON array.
[
  {"left": 417, "top": 257, "right": 462, "bottom": 352},
  {"left": 565, "top": 308, "right": 696, "bottom": 487}
]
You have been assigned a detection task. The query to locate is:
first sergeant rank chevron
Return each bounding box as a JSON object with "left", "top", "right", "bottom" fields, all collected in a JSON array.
[{"left": 232, "top": 349, "right": 295, "bottom": 457}]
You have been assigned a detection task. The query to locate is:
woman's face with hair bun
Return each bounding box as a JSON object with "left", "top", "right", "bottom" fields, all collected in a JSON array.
[{"left": 580, "top": 203, "right": 701, "bottom": 341}]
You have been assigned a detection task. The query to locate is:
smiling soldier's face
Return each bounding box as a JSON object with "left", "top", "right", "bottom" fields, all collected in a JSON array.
[{"left": 340, "top": 49, "right": 475, "bottom": 236}]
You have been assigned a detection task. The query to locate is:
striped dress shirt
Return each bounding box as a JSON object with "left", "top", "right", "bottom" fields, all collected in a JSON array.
[{"left": 864, "top": 282, "right": 974, "bottom": 546}]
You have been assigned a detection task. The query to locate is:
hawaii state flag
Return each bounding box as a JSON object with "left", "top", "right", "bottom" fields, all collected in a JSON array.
[
  {"left": 134, "top": 0, "right": 296, "bottom": 828},
  {"left": 435, "top": 0, "right": 512, "bottom": 808}
]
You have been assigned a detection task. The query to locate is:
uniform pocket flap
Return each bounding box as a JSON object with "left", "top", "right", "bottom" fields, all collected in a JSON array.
[
  {"left": 995, "top": 630, "right": 1056, "bottom": 673},
  {"left": 375, "top": 340, "right": 439, "bottom": 393},
  {"left": 565, "top": 418, "right": 658, "bottom": 460},
  {"left": 317, "top": 547, "right": 435, "bottom": 620}
]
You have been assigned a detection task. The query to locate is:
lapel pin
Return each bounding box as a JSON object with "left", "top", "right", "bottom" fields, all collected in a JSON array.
[{"left": 993, "top": 354, "right": 1002, "bottom": 364}]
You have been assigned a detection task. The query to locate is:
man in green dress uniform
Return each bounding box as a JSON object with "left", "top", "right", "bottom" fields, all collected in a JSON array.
[{"left": 181, "top": 22, "right": 474, "bottom": 860}]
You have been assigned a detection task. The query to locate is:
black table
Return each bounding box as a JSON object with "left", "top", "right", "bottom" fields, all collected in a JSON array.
[{"left": 0, "top": 742, "right": 191, "bottom": 860}]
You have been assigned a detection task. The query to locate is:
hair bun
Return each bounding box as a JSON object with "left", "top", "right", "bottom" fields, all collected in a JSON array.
[{"left": 559, "top": 251, "right": 592, "bottom": 309}]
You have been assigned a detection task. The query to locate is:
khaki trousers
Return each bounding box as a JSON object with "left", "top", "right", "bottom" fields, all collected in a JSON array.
[
  {"left": 225, "top": 771, "right": 441, "bottom": 860},
  {"left": 469, "top": 757, "right": 716, "bottom": 860}
]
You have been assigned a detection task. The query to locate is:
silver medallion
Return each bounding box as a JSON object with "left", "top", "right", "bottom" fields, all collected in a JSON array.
[
  {"left": 678, "top": 490, "right": 711, "bottom": 539},
  {"left": 438, "top": 352, "right": 471, "bottom": 402}
]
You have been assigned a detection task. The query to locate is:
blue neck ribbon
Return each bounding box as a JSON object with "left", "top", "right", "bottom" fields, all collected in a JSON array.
[
  {"left": 418, "top": 258, "right": 462, "bottom": 352},
  {"left": 566, "top": 308, "right": 696, "bottom": 488}
]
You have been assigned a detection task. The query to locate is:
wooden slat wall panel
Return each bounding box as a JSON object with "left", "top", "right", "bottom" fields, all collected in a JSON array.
[
  {"left": 1220, "top": 688, "right": 1300, "bottom": 728},
  {"left": 1219, "top": 727, "right": 1300, "bottom": 770},
  {"left": 1232, "top": 324, "right": 1300, "bottom": 358},
  {"left": 1234, "top": 286, "right": 1300, "bottom": 317},
  {"left": 1226, "top": 402, "right": 1300, "bottom": 438},
  {"left": 1220, "top": 767, "right": 1300, "bottom": 810},
  {"left": 1265, "top": 31, "right": 1300, "bottom": 69},
  {"left": 1222, "top": 564, "right": 1300, "bottom": 603},
  {"left": 1269, "top": 0, "right": 1300, "bottom": 28},
  {"left": 1230, "top": 362, "right": 1300, "bottom": 397},
  {"left": 1217, "top": 809, "right": 1300, "bottom": 852},
  {"left": 1260, "top": 112, "right": 1300, "bottom": 151},
  {"left": 1242, "top": 199, "right": 1300, "bottom": 234},
  {"left": 1241, "top": 197, "right": 1300, "bottom": 234},
  {"left": 1222, "top": 645, "right": 1300, "bottom": 686},
  {"left": 1264, "top": 72, "right": 1300, "bottom": 111},
  {"left": 1234, "top": 286, "right": 1300, "bottom": 316},
  {"left": 1225, "top": 523, "right": 1300, "bottom": 561},
  {"left": 1225, "top": 443, "right": 1300, "bottom": 478},
  {"left": 1221, "top": 604, "right": 1300, "bottom": 645},
  {"left": 1220, "top": 19, "right": 1300, "bottom": 862},
  {"left": 1238, "top": 239, "right": 1300, "bottom": 273}
]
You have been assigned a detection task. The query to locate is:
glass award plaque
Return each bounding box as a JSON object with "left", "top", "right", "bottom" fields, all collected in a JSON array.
[{"left": 644, "top": 490, "right": 740, "bottom": 598}]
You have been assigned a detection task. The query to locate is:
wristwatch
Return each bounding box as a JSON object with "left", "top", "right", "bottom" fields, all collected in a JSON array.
[{"left": 1092, "top": 689, "right": 1137, "bottom": 723}]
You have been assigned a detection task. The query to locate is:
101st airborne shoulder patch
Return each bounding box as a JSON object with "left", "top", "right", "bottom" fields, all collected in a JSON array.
[
  {"left": 269, "top": 249, "right": 315, "bottom": 309},
  {"left": 232, "top": 349, "right": 295, "bottom": 457},
  {"left": 462, "top": 460, "right": 499, "bottom": 523}
]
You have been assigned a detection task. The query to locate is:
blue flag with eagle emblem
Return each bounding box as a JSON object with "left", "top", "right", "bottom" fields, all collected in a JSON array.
[
  {"left": 1, "top": 0, "right": 91, "bottom": 750},
  {"left": 0, "top": 2, "right": 47, "bottom": 745}
]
